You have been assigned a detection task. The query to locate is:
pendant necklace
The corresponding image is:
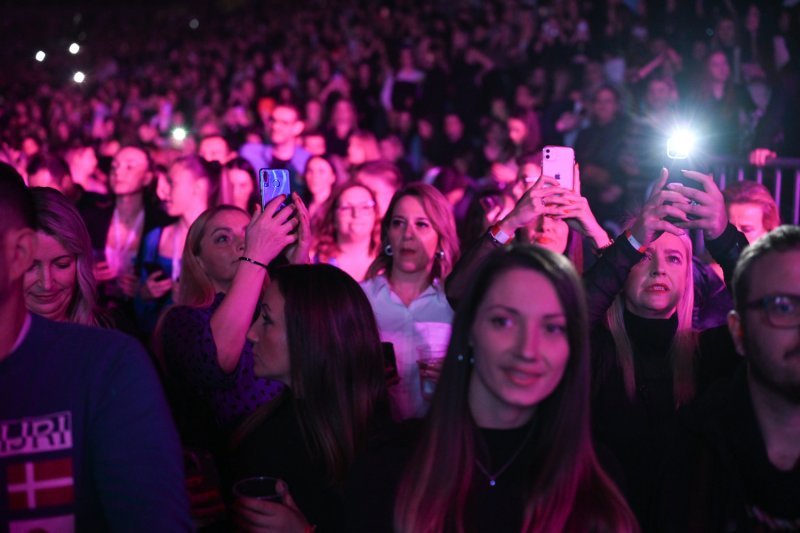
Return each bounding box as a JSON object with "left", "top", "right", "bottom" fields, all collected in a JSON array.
[{"left": 474, "top": 420, "right": 536, "bottom": 488}]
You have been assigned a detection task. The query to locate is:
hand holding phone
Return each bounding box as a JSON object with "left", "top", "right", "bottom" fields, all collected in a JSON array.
[
  {"left": 665, "top": 170, "right": 728, "bottom": 240},
  {"left": 542, "top": 146, "right": 575, "bottom": 191},
  {"left": 242, "top": 195, "right": 298, "bottom": 268},
  {"left": 259, "top": 169, "right": 292, "bottom": 212}
]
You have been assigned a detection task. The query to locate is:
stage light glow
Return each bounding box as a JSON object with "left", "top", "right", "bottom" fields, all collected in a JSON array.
[
  {"left": 189, "top": 18, "right": 199, "bottom": 29},
  {"left": 69, "top": 43, "right": 80, "bottom": 54},
  {"left": 73, "top": 71, "right": 85, "bottom": 83},
  {"left": 35, "top": 51, "right": 46, "bottom": 62}
]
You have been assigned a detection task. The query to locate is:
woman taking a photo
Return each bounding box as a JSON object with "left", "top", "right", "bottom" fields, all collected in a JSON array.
[
  {"left": 349, "top": 245, "right": 638, "bottom": 532},
  {"left": 446, "top": 166, "right": 611, "bottom": 305},
  {"left": 361, "top": 183, "right": 460, "bottom": 420},
  {"left": 230, "top": 264, "right": 390, "bottom": 532},
  {"left": 157, "top": 193, "right": 311, "bottom": 451},
  {"left": 312, "top": 182, "right": 381, "bottom": 282},
  {"left": 584, "top": 169, "right": 746, "bottom": 527}
]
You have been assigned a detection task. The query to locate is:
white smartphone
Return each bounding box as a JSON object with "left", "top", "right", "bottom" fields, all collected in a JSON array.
[{"left": 541, "top": 146, "right": 575, "bottom": 191}]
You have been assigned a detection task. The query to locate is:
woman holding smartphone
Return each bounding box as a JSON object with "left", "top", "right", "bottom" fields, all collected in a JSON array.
[
  {"left": 348, "top": 245, "right": 638, "bottom": 532},
  {"left": 157, "top": 193, "right": 311, "bottom": 452},
  {"left": 360, "top": 183, "right": 460, "bottom": 421},
  {"left": 447, "top": 164, "right": 611, "bottom": 304}
]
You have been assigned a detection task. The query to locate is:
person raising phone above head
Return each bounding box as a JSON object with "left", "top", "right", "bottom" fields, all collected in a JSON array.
[
  {"left": 584, "top": 168, "right": 749, "bottom": 527},
  {"left": 447, "top": 148, "right": 612, "bottom": 305},
  {"left": 157, "top": 191, "right": 312, "bottom": 454}
]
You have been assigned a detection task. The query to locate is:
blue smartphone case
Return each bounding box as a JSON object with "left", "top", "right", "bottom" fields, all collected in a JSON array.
[{"left": 258, "top": 168, "right": 291, "bottom": 211}]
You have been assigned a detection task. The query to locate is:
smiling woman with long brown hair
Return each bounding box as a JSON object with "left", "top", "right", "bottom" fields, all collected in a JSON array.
[{"left": 347, "top": 245, "right": 638, "bottom": 532}]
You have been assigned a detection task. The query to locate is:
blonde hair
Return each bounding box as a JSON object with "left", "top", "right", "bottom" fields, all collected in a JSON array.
[
  {"left": 605, "top": 231, "right": 697, "bottom": 407},
  {"left": 365, "top": 183, "right": 460, "bottom": 283},
  {"left": 176, "top": 205, "right": 248, "bottom": 308},
  {"left": 31, "top": 187, "right": 101, "bottom": 326}
]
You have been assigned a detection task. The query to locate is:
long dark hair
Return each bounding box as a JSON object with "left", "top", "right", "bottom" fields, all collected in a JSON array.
[
  {"left": 394, "top": 245, "right": 637, "bottom": 532},
  {"left": 238, "top": 264, "right": 389, "bottom": 485}
]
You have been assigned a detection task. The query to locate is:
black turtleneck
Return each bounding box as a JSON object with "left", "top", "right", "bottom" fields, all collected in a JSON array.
[{"left": 623, "top": 309, "right": 678, "bottom": 422}]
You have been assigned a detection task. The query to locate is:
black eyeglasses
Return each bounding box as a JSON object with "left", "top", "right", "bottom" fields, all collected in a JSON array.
[{"left": 743, "top": 294, "right": 800, "bottom": 328}]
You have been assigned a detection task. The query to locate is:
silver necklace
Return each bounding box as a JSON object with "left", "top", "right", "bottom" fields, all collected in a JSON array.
[{"left": 474, "top": 421, "right": 536, "bottom": 488}]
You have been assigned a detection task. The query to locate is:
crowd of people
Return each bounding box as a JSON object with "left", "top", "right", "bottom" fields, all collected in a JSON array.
[{"left": 1, "top": 0, "right": 799, "bottom": 532}]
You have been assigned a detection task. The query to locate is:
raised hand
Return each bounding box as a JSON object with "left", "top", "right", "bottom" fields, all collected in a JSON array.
[
  {"left": 498, "top": 175, "right": 564, "bottom": 235},
  {"left": 244, "top": 195, "right": 298, "bottom": 266},
  {"left": 628, "top": 168, "right": 689, "bottom": 247},
  {"left": 548, "top": 164, "right": 611, "bottom": 248},
  {"left": 666, "top": 170, "right": 728, "bottom": 240}
]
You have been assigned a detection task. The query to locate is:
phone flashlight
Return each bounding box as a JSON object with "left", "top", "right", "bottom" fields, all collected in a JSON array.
[
  {"left": 69, "top": 43, "right": 80, "bottom": 55},
  {"left": 73, "top": 71, "right": 85, "bottom": 84},
  {"left": 35, "top": 51, "right": 46, "bottom": 62},
  {"left": 666, "top": 129, "right": 695, "bottom": 160},
  {"left": 171, "top": 127, "right": 188, "bottom": 142}
]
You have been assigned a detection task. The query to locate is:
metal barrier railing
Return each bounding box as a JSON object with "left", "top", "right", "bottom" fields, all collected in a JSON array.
[{"left": 708, "top": 155, "right": 800, "bottom": 225}]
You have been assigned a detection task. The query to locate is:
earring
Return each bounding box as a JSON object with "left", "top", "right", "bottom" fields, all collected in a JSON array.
[
  {"left": 384, "top": 244, "right": 393, "bottom": 256},
  {"left": 436, "top": 250, "right": 445, "bottom": 259}
]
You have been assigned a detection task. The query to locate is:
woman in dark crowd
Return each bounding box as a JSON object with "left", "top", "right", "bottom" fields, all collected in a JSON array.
[
  {"left": 229, "top": 264, "right": 391, "bottom": 533},
  {"left": 348, "top": 245, "right": 638, "bottom": 532}
]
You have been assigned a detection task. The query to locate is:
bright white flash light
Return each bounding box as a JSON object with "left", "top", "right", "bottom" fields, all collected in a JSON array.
[
  {"left": 73, "top": 71, "right": 85, "bottom": 83},
  {"left": 69, "top": 42, "right": 80, "bottom": 54},
  {"left": 171, "top": 127, "right": 188, "bottom": 142},
  {"left": 35, "top": 51, "right": 46, "bottom": 62},
  {"left": 667, "top": 129, "right": 695, "bottom": 160}
]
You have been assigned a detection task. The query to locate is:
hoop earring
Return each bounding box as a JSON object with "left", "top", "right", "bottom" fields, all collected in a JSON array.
[{"left": 384, "top": 244, "right": 393, "bottom": 256}]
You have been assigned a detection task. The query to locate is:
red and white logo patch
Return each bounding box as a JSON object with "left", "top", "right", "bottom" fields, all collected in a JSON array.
[{"left": 7, "top": 457, "right": 74, "bottom": 511}]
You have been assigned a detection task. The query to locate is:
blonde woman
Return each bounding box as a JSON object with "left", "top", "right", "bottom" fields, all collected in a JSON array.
[
  {"left": 585, "top": 170, "right": 748, "bottom": 527},
  {"left": 24, "top": 188, "right": 104, "bottom": 326},
  {"left": 157, "top": 194, "right": 311, "bottom": 448},
  {"left": 361, "top": 183, "right": 460, "bottom": 421}
]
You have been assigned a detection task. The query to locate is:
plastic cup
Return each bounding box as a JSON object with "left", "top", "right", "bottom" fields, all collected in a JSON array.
[{"left": 417, "top": 345, "right": 448, "bottom": 401}]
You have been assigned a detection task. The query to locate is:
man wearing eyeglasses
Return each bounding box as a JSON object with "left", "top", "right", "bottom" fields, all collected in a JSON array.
[
  {"left": 240, "top": 102, "right": 311, "bottom": 201},
  {"left": 661, "top": 225, "right": 800, "bottom": 531}
]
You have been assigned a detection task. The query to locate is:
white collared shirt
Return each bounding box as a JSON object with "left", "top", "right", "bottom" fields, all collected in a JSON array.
[{"left": 361, "top": 275, "right": 453, "bottom": 420}]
